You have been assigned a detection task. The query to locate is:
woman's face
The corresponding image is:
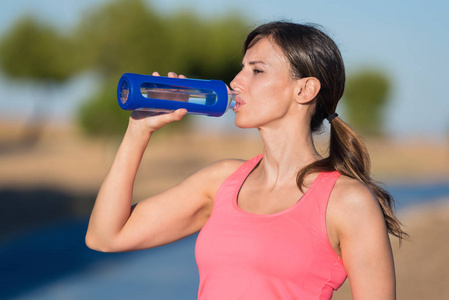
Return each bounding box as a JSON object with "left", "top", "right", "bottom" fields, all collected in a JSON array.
[{"left": 230, "top": 37, "right": 298, "bottom": 129}]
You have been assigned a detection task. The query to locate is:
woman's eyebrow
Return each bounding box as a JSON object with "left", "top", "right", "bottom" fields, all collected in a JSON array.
[{"left": 241, "top": 60, "right": 267, "bottom": 67}]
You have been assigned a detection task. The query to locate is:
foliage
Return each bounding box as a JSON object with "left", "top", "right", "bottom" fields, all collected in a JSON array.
[
  {"left": 0, "top": 15, "right": 77, "bottom": 83},
  {"left": 74, "top": 0, "right": 246, "bottom": 82},
  {"left": 78, "top": 78, "right": 130, "bottom": 138},
  {"left": 74, "top": 0, "right": 169, "bottom": 76},
  {"left": 74, "top": 0, "right": 247, "bottom": 136},
  {"left": 78, "top": 77, "right": 193, "bottom": 137},
  {"left": 343, "top": 69, "right": 391, "bottom": 136},
  {"left": 0, "top": 0, "right": 249, "bottom": 137},
  {"left": 165, "top": 12, "right": 248, "bottom": 83},
  {"left": 0, "top": 1, "right": 395, "bottom": 139},
  {"left": 0, "top": 15, "right": 83, "bottom": 146}
]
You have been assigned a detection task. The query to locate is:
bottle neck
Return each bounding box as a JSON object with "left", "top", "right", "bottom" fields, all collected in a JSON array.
[{"left": 228, "top": 91, "right": 238, "bottom": 109}]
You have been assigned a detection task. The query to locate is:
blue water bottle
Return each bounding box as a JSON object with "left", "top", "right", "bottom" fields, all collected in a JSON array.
[{"left": 117, "top": 73, "right": 237, "bottom": 117}]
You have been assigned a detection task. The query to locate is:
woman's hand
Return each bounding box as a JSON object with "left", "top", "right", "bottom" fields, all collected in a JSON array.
[{"left": 127, "top": 71, "right": 188, "bottom": 136}]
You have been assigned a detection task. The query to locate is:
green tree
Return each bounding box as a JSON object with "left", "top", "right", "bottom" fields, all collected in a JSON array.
[
  {"left": 76, "top": 0, "right": 247, "bottom": 137},
  {"left": 78, "top": 79, "right": 130, "bottom": 138},
  {"left": 0, "top": 0, "right": 248, "bottom": 139},
  {"left": 0, "top": 15, "right": 80, "bottom": 146},
  {"left": 0, "top": 16, "right": 77, "bottom": 82},
  {"left": 74, "top": 0, "right": 177, "bottom": 137},
  {"left": 75, "top": 0, "right": 246, "bottom": 82},
  {"left": 343, "top": 69, "right": 392, "bottom": 136},
  {"left": 165, "top": 12, "right": 247, "bottom": 83},
  {"left": 75, "top": 0, "right": 170, "bottom": 77}
]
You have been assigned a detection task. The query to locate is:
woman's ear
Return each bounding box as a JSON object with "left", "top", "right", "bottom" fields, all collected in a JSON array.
[{"left": 295, "top": 77, "right": 321, "bottom": 104}]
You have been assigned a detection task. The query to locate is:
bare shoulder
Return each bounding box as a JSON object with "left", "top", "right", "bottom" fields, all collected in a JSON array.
[
  {"left": 328, "top": 174, "right": 386, "bottom": 237},
  {"left": 187, "top": 158, "right": 246, "bottom": 200},
  {"left": 331, "top": 175, "right": 380, "bottom": 212},
  {"left": 207, "top": 158, "right": 246, "bottom": 171},
  {"left": 198, "top": 158, "right": 246, "bottom": 180}
]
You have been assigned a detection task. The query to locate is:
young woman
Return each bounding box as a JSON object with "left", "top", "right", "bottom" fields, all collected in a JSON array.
[{"left": 86, "top": 21, "right": 406, "bottom": 299}]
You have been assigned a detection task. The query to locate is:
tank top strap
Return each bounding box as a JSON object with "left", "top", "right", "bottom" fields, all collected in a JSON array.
[
  {"left": 290, "top": 171, "right": 341, "bottom": 209},
  {"left": 304, "top": 171, "right": 341, "bottom": 210},
  {"left": 314, "top": 171, "right": 341, "bottom": 203},
  {"left": 222, "top": 154, "right": 263, "bottom": 187},
  {"left": 294, "top": 171, "right": 341, "bottom": 239},
  {"left": 238, "top": 154, "right": 263, "bottom": 176},
  {"left": 213, "top": 154, "right": 263, "bottom": 209}
]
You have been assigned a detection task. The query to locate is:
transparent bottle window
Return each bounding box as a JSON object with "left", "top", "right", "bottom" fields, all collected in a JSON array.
[{"left": 140, "top": 83, "right": 217, "bottom": 106}]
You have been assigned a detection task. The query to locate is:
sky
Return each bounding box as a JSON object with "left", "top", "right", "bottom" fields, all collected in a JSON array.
[{"left": 0, "top": 0, "right": 448, "bottom": 139}]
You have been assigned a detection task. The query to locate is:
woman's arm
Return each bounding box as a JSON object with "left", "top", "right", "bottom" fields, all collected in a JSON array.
[
  {"left": 328, "top": 177, "right": 396, "bottom": 300},
  {"left": 85, "top": 81, "right": 243, "bottom": 252},
  {"left": 86, "top": 110, "right": 243, "bottom": 252}
]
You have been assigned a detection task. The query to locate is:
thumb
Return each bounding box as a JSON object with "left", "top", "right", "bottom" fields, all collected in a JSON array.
[
  {"left": 172, "top": 108, "right": 188, "bottom": 121},
  {"left": 159, "top": 108, "right": 187, "bottom": 124}
]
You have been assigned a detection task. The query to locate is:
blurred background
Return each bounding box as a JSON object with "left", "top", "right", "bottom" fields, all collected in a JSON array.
[{"left": 0, "top": 0, "right": 448, "bottom": 299}]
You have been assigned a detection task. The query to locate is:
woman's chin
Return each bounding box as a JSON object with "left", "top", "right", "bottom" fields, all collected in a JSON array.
[{"left": 234, "top": 118, "right": 258, "bottom": 129}]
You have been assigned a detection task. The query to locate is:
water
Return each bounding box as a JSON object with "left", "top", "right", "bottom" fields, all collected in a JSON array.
[
  {"left": 0, "top": 220, "right": 200, "bottom": 300},
  {"left": 386, "top": 181, "right": 449, "bottom": 210},
  {"left": 0, "top": 182, "right": 448, "bottom": 300}
]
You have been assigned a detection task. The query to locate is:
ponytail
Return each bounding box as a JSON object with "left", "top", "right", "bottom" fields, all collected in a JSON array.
[{"left": 297, "top": 116, "right": 407, "bottom": 241}]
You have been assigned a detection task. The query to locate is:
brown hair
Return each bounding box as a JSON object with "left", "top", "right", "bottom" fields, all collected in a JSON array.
[{"left": 244, "top": 21, "right": 406, "bottom": 240}]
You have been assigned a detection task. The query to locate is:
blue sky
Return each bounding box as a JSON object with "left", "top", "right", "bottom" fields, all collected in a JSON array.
[{"left": 0, "top": 0, "right": 448, "bottom": 138}]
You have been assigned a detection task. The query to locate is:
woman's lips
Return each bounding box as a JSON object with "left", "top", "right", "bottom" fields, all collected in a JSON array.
[{"left": 233, "top": 95, "right": 245, "bottom": 111}]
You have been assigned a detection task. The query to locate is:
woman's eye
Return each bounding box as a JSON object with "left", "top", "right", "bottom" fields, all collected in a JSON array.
[{"left": 253, "top": 69, "right": 263, "bottom": 74}]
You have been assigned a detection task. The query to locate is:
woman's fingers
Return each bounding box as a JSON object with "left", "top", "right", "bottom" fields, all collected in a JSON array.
[
  {"left": 149, "top": 109, "right": 187, "bottom": 130},
  {"left": 172, "top": 108, "right": 188, "bottom": 120},
  {"left": 152, "top": 71, "right": 186, "bottom": 79},
  {"left": 129, "top": 108, "right": 187, "bottom": 133}
]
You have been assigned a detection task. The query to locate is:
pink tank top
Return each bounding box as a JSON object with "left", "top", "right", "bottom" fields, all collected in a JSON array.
[{"left": 195, "top": 155, "right": 347, "bottom": 299}]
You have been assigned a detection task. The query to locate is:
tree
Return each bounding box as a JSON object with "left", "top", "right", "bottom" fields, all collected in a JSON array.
[
  {"left": 0, "top": 16, "right": 77, "bottom": 82},
  {"left": 74, "top": 0, "right": 178, "bottom": 137},
  {"left": 0, "top": 0, "right": 248, "bottom": 138},
  {"left": 343, "top": 69, "right": 392, "bottom": 136},
  {"left": 0, "top": 15, "right": 80, "bottom": 146},
  {"left": 76, "top": 0, "right": 248, "bottom": 137},
  {"left": 78, "top": 79, "right": 130, "bottom": 138},
  {"left": 75, "top": 0, "right": 171, "bottom": 77},
  {"left": 165, "top": 12, "right": 247, "bottom": 83}
]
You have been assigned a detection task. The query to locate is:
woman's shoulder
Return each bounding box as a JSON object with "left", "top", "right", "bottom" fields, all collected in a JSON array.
[
  {"left": 329, "top": 174, "right": 386, "bottom": 234},
  {"left": 186, "top": 158, "right": 247, "bottom": 200},
  {"left": 204, "top": 158, "right": 247, "bottom": 176},
  {"left": 189, "top": 158, "right": 246, "bottom": 188},
  {"left": 201, "top": 154, "right": 261, "bottom": 177},
  {"left": 332, "top": 174, "right": 377, "bottom": 206},
  {"left": 190, "top": 155, "right": 261, "bottom": 183},
  {"left": 329, "top": 174, "right": 383, "bottom": 224}
]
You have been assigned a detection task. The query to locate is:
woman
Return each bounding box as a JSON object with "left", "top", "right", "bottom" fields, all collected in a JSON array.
[{"left": 86, "top": 21, "right": 406, "bottom": 299}]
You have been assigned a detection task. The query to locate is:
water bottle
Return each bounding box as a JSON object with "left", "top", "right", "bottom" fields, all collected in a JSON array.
[{"left": 117, "top": 73, "right": 237, "bottom": 117}]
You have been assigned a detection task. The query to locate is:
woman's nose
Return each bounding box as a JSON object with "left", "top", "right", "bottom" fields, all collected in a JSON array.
[{"left": 230, "top": 71, "right": 242, "bottom": 91}]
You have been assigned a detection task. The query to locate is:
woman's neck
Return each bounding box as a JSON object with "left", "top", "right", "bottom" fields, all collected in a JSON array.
[{"left": 256, "top": 122, "right": 322, "bottom": 187}]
